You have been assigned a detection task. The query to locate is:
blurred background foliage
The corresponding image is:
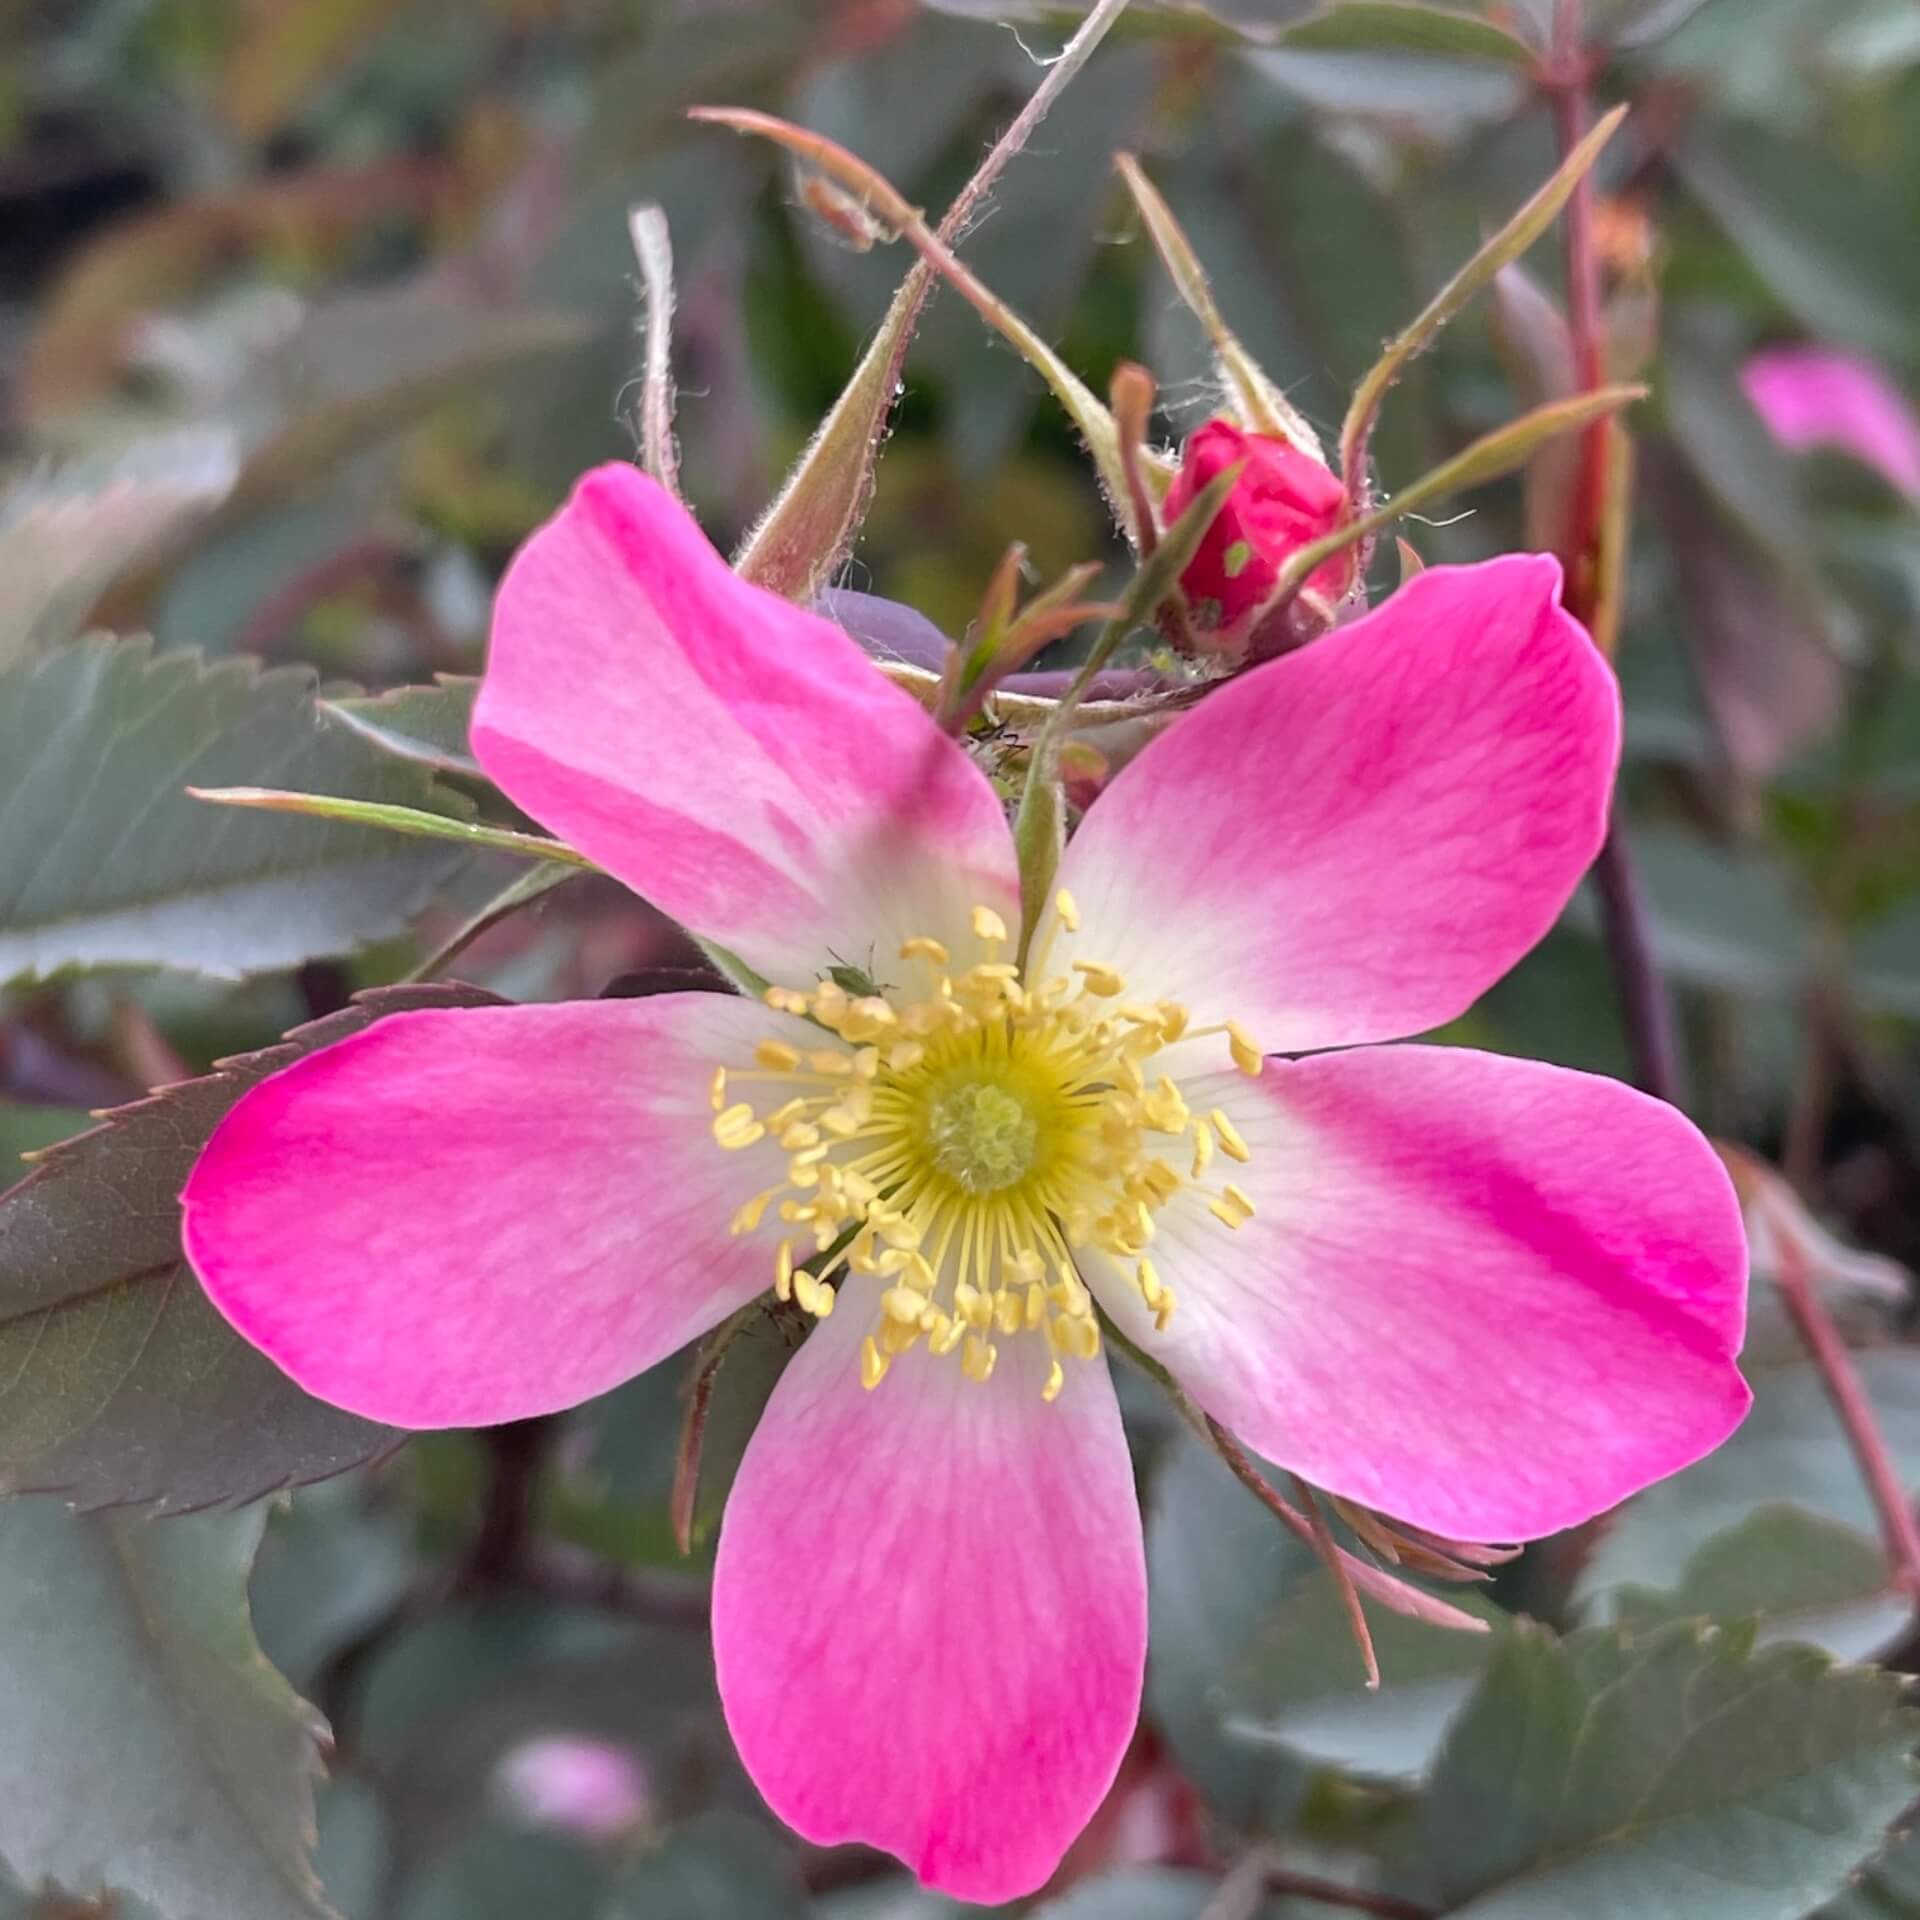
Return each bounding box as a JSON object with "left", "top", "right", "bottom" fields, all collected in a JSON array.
[{"left": 5, "top": 1, "right": 1920, "bottom": 1916}]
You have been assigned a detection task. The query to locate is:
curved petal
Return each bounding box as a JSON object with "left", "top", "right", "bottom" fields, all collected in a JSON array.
[
  {"left": 183, "top": 994, "right": 808, "bottom": 1428},
  {"left": 713, "top": 1282, "right": 1145, "bottom": 1903},
  {"left": 1053, "top": 556, "right": 1619, "bottom": 1053},
  {"left": 1083, "top": 1046, "right": 1748, "bottom": 1542},
  {"left": 473, "top": 465, "right": 1019, "bottom": 984},
  {"left": 1743, "top": 346, "right": 1920, "bottom": 499}
]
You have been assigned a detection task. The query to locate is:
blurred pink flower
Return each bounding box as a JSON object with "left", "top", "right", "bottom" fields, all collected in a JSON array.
[
  {"left": 492, "top": 1735, "right": 651, "bottom": 1841},
  {"left": 182, "top": 465, "right": 1749, "bottom": 1904},
  {"left": 1742, "top": 345, "right": 1920, "bottom": 499},
  {"left": 1164, "top": 418, "right": 1353, "bottom": 649}
]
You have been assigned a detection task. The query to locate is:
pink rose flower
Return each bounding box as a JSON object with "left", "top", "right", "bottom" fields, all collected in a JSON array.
[
  {"left": 1163, "top": 418, "right": 1354, "bottom": 649},
  {"left": 493, "top": 1735, "right": 651, "bottom": 1841},
  {"left": 1742, "top": 345, "right": 1920, "bottom": 499},
  {"left": 180, "top": 464, "right": 1749, "bottom": 1904}
]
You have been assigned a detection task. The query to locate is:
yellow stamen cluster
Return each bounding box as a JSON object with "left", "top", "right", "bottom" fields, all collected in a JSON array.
[{"left": 709, "top": 893, "right": 1260, "bottom": 1400}]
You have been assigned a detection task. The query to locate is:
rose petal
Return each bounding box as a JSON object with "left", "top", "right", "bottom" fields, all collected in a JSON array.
[
  {"left": 1743, "top": 345, "right": 1920, "bottom": 499},
  {"left": 183, "top": 995, "right": 806, "bottom": 1427},
  {"left": 712, "top": 1282, "right": 1145, "bottom": 1902},
  {"left": 1053, "top": 556, "right": 1619, "bottom": 1053},
  {"left": 1083, "top": 1045, "right": 1749, "bottom": 1542},
  {"left": 474, "top": 464, "right": 1020, "bottom": 985}
]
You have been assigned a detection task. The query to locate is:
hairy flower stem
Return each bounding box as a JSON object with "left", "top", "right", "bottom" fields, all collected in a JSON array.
[{"left": 1543, "top": 2, "right": 1687, "bottom": 1111}]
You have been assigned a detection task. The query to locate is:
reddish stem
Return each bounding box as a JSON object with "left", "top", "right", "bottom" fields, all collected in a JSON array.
[
  {"left": 1765, "top": 1193, "right": 1920, "bottom": 1595},
  {"left": 1544, "top": 0, "right": 1687, "bottom": 1109}
]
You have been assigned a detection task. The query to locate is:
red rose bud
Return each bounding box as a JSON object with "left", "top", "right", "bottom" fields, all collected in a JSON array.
[{"left": 1163, "top": 419, "right": 1354, "bottom": 655}]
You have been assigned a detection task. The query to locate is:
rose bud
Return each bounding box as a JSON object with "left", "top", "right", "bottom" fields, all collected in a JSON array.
[{"left": 1163, "top": 418, "right": 1355, "bottom": 658}]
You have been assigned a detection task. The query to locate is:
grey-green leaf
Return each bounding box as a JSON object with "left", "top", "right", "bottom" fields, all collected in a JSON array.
[
  {"left": 1407, "top": 1622, "right": 1920, "bottom": 1920},
  {"left": 0, "top": 1497, "right": 334, "bottom": 1920},
  {"left": 1611, "top": 1505, "right": 1909, "bottom": 1663},
  {"left": 321, "top": 678, "right": 483, "bottom": 781},
  {"left": 0, "top": 431, "right": 238, "bottom": 666},
  {"left": 0, "top": 984, "right": 502, "bottom": 1512},
  {"left": 0, "top": 637, "right": 469, "bottom": 985},
  {"left": 1578, "top": 1352, "right": 1920, "bottom": 1606}
]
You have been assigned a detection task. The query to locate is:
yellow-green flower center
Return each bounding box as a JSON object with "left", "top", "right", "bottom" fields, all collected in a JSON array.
[
  {"left": 925, "top": 1079, "right": 1041, "bottom": 1192},
  {"left": 707, "top": 894, "right": 1264, "bottom": 1401}
]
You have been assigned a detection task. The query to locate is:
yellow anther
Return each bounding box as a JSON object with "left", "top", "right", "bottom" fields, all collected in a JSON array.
[
  {"left": 860, "top": 1336, "right": 890, "bottom": 1390},
  {"left": 1210, "top": 1108, "right": 1251, "bottom": 1162},
  {"left": 930, "top": 1313, "right": 964, "bottom": 1355},
  {"left": 1138, "top": 1256, "right": 1164, "bottom": 1309},
  {"left": 814, "top": 1279, "right": 836, "bottom": 1317},
  {"left": 1157, "top": 1002, "right": 1190, "bottom": 1043},
  {"left": 730, "top": 1189, "right": 775, "bottom": 1236},
  {"left": 1154, "top": 1286, "right": 1177, "bottom": 1333},
  {"left": 882, "top": 1286, "right": 926, "bottom": 1326},
  {"left": 972, "top": 905, "right": 1009, "bottom": 945},
  {"left": 962, "top": 1334, "right": 997, "bottom": 1382},
  {"left": 778, "top": 1122, "right": 821, "bottom": 1150},
  {"left": 713, "top": 1104, "right": 765, "bottom": 1150},
  {"left": 1209, "top": 1184, "right": 1256, "bottom": 1229},
  {"left": 808, "top": 1050, "right": 853, "bottom": 1077},
  {"left": 755, "top": 1040, "right": 801, "bottom": 1071},
  {"left": 1042, "top": 1357, "right": 1065, "bottom": 1401},
  {"left": 774, "top": 1240, "right": 794, "bottom": 1302},
  {"left": 709, "top": 1067, "right": 728, "bottom": 1112},
  {"left": 1024, "top": 1282, "right": 1047, "bottom": 1329},
  {"left": 1011, "top": 1247, "right": 1046, "bottom": 1286},
  {"left": 764, "top": 986, "right": 809, "bottom": 1015},
  {"left": 887, "top": 1040, "right": 926, "bottom": 1074},
  {"left": 1072, "top": 959, "right": 1126, "bottom": 997},
  {"left": 882, "top": 1317, "right": 919, "bottom": 1355},
  {"left": 994, "top": 1290, "right": 1023, "bottom": 1335},
  {"left": 1227, "top": 1021, "right": 1263, "bottom": 1076},
  {"left": 1055, "top": 888, "right": 1081, "bottom": 932},
  {"left": 852, "top": 1046, "right": 882, "bottom": 1080},
  {"left": 900, "top": 936, "right": 949, "bottom": 966}
]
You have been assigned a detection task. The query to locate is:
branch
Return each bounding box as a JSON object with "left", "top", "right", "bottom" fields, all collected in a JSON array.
[{"left": 1542, "top": 0, "right": 1687, "bottom": 1108}]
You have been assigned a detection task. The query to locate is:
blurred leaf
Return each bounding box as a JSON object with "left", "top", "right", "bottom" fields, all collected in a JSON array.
[
  {"left": 251, "top": 1480, "right": 420, "bottom": 1692},
  {"left": 1490, "top": 263, "right": 1578, "bottom": 552},
  {"left": 1250, "top": 40, "right": 1527, "bottom": 133},
  {"left": 322, "top": 677, "right": 482, "bottom": 781},
  {"left": 1645, "top": 443, "right": 1841, "bottom": 781},
  {"left": 1819, "top": 1820, "right": 1920, "bottom": 1919},
  {"left": 219, "top": 0, "right": 402, "bottom": 142},
  {"left": 1567, "top": 825, "right": 1809, "bottom": 996},
  {"left": 682, "top": 1308, "right": 806, "bottom": 1554},
  {"left": 1677, "top": 121, "right": 1920, "bottom": 356},
  {"left": 1612, "top": 1505, "right": 1908, "bottom": 1662},
  {"left": 17, "top": 162, "right": 452, "bottom": 421},
  {"left": 603, "top": 1813, "right": 806, "bottom": 1917},
  {"left": 1032, "top": 1870, "right": 1225, "bottom": 1918},
  {"left": 1144, "top": 1430, "right": 1318, "bottom": 1827},
  {"left": 400, "top": 1829, "right": 605, "bottom": 1920},
  {"left": 1578, "top": 1352, "right": 1920, "bottom": 1604},
  {"left": 1404, "top": 1622, "right": 1920, "bottom": 1920},
  {"left": 0, "top": 1105, "right": 92, "bottom": 1167},
  {"left": 0, "top": 432, "right": 239, "bottom": 665},
  {"left": 0, "top": 985, "right": 505, "bottom": 1511},
  {"left": 217, "top": 293, "right": 591, "bottom": 526},
  {"left": 1223, "top": 1568, "right": 1503, "bottom": 1782},
  {"left": 1275, "top": 3, "right": 1534, "bottom": 62},
  {"left": 0, "top": 637, "right": 468, "bottom": 985},
  {"left": 0, "top": 1497, "right": 333, "bottom": 1920},
  {"left": 1854, "top": 898, "right": 1920, "bottom": 1017}
]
